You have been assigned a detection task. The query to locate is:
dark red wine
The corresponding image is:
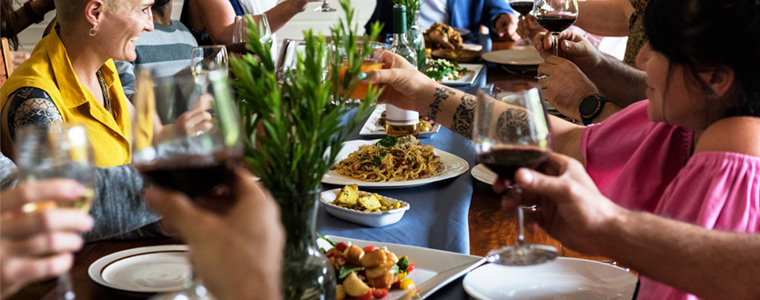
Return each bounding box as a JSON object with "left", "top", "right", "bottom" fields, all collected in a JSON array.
[
  {"left": 536, "top": 15, "right": 577, "bottom": 32},
  {"left": 478, "top": 148, "right": 549, "bottom": 181},
  {"left": 137, "top": 152, "right": 241, "bottom": 199},
  {"left": 510, "top": 1, "right": 534, "bottom": 15}
]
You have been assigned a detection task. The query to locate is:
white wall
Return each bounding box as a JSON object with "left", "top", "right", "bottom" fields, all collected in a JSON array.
[{"left": 15, "top": 0, "right": 376, "bottom": 52}]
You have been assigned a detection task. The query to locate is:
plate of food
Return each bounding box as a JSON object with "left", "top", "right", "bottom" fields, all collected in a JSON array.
[
  {"left": 463, "top": 258, "right": 637, "bottom": 299},
  {"left": 320, "top": 185, "right": 410, "bottom": 227},
  {"left": 360, "top": 104, "right": 441, "bottom": 138},
  {"left": 322, "top": 136, "right": 469, "bottom": 188},
  {"left": 431, "top": 49, "right": 482, "bottom": 63},
  {"left": 481, "top": 48, "right": 544, "bottom": 66},
  {"left": 88, "top": 245, "right": 192, "bottom": 293},
  {"left": 317, "top": 235, "right": 485, "bottom": 300},
  {"left": 425, "top": 59, "right": 484, "bottom": 86}
]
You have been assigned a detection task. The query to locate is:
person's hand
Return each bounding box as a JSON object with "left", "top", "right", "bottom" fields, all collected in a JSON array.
[
  {"left": 161, "top": 94, "right": 214, "bottom": 139},
  {"left": 516, "top": 15, "right": 546, "bottom": 44},
  {"left": 494, "top": 13, "right": 521, "bottom": 41},
  {"left": 0, "top": 180, "right": 94, "bottom": 299},
  {"left": 533, "top": 30, "right": 604, "bottom": 72},
  {"left": 368, "top": 50, "right": 437, "bottom": 112},
  {"left": 495, "top": 153, "right": 624, "bottom": 255},
  {"left": 537, "top": 56, "right": 598, "bottom": 120},
  {"left": 145, "top": 170, "right": 285, "bottom": 300}
]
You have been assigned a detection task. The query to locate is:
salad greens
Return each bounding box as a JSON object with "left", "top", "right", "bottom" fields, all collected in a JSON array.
[{"left": 425, "top": 58, "right": 468, "bottom": 81}]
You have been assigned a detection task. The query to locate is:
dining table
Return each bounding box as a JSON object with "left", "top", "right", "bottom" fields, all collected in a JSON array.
[{"left": 22, "top": 38, "right": 628, "bottom": 300}]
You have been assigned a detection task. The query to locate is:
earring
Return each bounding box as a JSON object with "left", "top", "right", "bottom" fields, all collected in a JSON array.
[{"left": 89, "top": 22, "right": 98, "bottom": 36}]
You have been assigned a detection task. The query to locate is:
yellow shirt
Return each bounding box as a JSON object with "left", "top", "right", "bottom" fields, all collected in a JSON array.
[{"left": 1, "top": 29, "right": 134, "bottom": 167}]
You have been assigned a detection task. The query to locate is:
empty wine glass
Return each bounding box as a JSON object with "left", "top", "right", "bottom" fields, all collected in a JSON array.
[
  {"left": 233, "top": 14, "right": 272, "bottom": 46},
  {"left": 191, "top": 45, "right": 229, "bottom": 87},
  {"left": 509, "top": 0, "right": 535, "bottom": 46},
  {"left": 533, "top": 0, "right": 578, "bottom": 56},
  {"left": 473, "top": 80, "right": 558, "bottom": 266},
  {"left": 132, "top": 68, "right": 242, "bottom": 299},
  {"left": 15, "top": 123, "right": 94, "bottom": 299},
  {"left": 315, "top": 0, "right": 337, "bottom": 12}
]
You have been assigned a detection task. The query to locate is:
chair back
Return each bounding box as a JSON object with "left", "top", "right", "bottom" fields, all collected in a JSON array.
[{"left": 0, "top": 37, "right": 13, "bottom": 88}]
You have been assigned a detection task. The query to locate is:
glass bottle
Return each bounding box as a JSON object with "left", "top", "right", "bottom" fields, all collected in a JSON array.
[
  {"left": 387, "top": 4, "right": 418, "bottom": 68},
  {"left": 406, "top": 10, "right": 426, "bottom": 72}
]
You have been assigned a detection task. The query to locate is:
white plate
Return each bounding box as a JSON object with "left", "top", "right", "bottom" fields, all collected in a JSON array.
[
  {"left": 471, "top": 163, "right": 497, "bottom": 185},
  {"left": 359, "top": 104, "right": 441, "bottom": 138},
  {"left": 482, "top": 49, "right": 544, "bottom": 66},
  {"left": 463, "top": 258, "right": 638, "bottom": 300},
  {"left": 320, "top": 188, "right": 410, "bottom": 227},
  {"left": 318, "top": 235, "right": 485, "bottom": 299},
  {"left": 439, "top": 64, "right": 484, "bottom": 86},
  {"left": 88, "top": 245, "right": 192, "bottom": 293},
  {"left": 322, "top": 139, "right": 469, "bottom": 188}
]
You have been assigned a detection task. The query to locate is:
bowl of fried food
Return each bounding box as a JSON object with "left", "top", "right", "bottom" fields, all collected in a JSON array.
[
  {"left": 430, "top": 49, "right": 482, "bottom": 63},
  {"left": 424, "top": 22, "right": 464, "bottom": 50},
  {"left": 320, "top": 185, "right": 410, "bottom": 227}
]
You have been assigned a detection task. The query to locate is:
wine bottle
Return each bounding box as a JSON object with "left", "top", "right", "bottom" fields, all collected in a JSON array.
[{"left": 387, "top": 4, "right": 418, "bottom": 68}]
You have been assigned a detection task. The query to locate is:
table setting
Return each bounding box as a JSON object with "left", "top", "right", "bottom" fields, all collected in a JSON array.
[{"left": 27, "top": 1, "right": 642, "bottom": 299}]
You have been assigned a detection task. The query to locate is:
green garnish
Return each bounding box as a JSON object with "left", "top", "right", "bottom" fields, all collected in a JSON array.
[
  {"left": 425, "top": 58, "right": 468, "bottom": 81},
  {"left": 396, "top": 255, "right": 410, "bottom": 272},
  {"left": 371, "top": 156, "right": 383, "bottom": 166},
  {"left": 338, "top": 266, "right": 366, "bottom": 280},
  {"left": 377, "top": 136, "right": 398, "bottom": 147},
  {"left": 317, "top": 232, "right": 336, "bottom": 247}
]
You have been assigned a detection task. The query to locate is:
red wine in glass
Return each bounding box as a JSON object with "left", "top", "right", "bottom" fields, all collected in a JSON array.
[
  {"left": 509, "top": 1, "right": 534, "bottom": 15},
  {"left": 535, "top": 15, "right": 577, "bottom": 32},
  {"left": 478, "top": 147, "right": 549, "bottom": 182}
]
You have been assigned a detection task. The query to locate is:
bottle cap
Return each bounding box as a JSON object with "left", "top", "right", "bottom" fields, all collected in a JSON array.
[{"left": 393, "top": 4, "right": 408, "bottom": 35}]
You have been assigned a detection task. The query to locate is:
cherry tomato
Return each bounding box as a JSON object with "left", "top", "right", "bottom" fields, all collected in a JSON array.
[
  {"left": 336, "top": 242, "right": 348, "bottom": 251},
  {"left": 363, "top": 246, "right": 375, "bottom": 253},
  {"left": 400, "top": 278, "right": 415, "bottom": 290},
  {"left": 356, "top": 291, "right": 372, "bottom": 300},
  {"left": 372, "top": 288, "right": 389, "bottom": 299},
  {"left": 391, "top": 280, "right": 400, "bottom": 289},
  {"left": 326, "top": 250, "right": 335, "bottom": 258},
  {"left": 408, "top": 263, "right": 414, "bottom": 273}
]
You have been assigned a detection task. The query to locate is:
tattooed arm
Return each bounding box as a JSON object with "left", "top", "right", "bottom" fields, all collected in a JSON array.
[
  {"left": 371, "top": 51, "right": 586, "bottom": 163},
  {"left": 6, "top": 87, "right": 63, "bottom": 141}
]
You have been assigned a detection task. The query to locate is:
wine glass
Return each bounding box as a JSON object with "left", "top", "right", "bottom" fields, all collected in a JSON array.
[
  {"left": 191, "top": 45, "right": 229, "bottom": 87},
  {"left": 533, "top": 0, "right": 578, "bottom": 56},
  {"left": 509, "top": 0, "right": 535, "bottom": 46},
  {"left": 473, "top": 80, "right": 558, "bottom": 266},
  {"left": 315, "top": 0, "right": 336, "bottom": 12},
  {"left": 132, "top": 68, "right": 242, "bottom": 299},
  {"left": 233, "top": 14, "right": 272, "bottom": 46},
  {"left": 15, "top": 123, "right": 95, "bottom": 300}
]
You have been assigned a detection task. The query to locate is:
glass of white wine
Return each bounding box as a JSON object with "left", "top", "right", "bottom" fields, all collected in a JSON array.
[
  {"left": 190, "top": 45, "right": 229, "bottom": 88},
  {"left": 14, "top": 123, "right": 95, "bottom": 300}
]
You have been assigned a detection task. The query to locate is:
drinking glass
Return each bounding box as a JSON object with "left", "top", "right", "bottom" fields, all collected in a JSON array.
[
  {"left": 509, "top": 0, "right": 535, "bottom": 46},
  {"left": 533, "top": 0, "right": 578, "bottom": 56},
  {"left": 333, "top": 41, "right": 384, "bottom": 106},
  {"left": 233, "top": 14, "right": 272, "bottom": 46},
  {"left": 190, "top": 45, "right": 229, "bottom": 87},
  {"left": 132, "top": 68, "right": 242, "bottom": 299},
  {"left": 15, "top": 123, "right": 95, "bottom": 300},
  {"left": 315, "top": 0, "right": 336, "bottom": 12},
  {"left": 473, "top": 80, "right": 558, "bottom": 266}
]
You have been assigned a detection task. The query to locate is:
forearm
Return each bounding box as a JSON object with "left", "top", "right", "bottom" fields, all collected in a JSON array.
[
  {"left": 601, "top": 210, "right": 760, "bottom": 299},
  {"left": 575, "top": 0, "right": 633, "bottom": 36},
  {"left": 587, "top": 54, "right": 647, "bottom": 107},
  {"left": 264, "top": 0, "right": 307, "bottom": 33},
  {"left": 9, "top": 0, "right": 55, "bottom": 36},
  {"left": 591, "top": 100, "right": 622, "bottom": 123}
]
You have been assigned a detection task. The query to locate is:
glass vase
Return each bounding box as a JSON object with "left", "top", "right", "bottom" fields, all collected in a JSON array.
[
  {"left": 275, "top": 190, "right": 336, "bottom": 300},
  {"left": 406, "top": 10, "right": 426, "bottom": 72}
]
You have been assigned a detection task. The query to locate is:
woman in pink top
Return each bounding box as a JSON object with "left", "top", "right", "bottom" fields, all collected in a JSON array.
[{"left": 368, "top": 0, "right": 760, "bottom": 297}]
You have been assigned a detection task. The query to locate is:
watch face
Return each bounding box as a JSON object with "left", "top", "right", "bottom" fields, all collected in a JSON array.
[{"left": 579, "top": 96, "right": 599, "bottom": 116}]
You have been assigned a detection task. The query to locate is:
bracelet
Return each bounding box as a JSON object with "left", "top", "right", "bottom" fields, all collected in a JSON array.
[{"left": 23, "top": 0, "right": 45, "bottom": 24}]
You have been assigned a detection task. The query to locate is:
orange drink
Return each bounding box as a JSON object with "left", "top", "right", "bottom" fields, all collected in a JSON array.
[{"left": 338, "top": 60, "right": 383, "bottom": 99}]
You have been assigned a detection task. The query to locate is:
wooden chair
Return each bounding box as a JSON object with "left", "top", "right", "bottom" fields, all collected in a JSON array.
[{"left": 0, "top": 37, "right": 13, "bottom": 88}]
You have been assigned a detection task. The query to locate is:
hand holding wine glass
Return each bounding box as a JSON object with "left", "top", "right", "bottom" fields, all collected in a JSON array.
[
  {"left": 473, "top": 80, "right": 558, "bottom": 266},
  {"left": 533, "top": 0, "right": 578, "bottom": 56}
]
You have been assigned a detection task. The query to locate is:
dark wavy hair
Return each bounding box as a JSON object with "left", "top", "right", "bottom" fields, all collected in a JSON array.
[
  {"left": 2, "top": 0, "right": 20, "bottom": 49},
  {"left": 644, "top": 0, "right": 760, "bottom": 117}
]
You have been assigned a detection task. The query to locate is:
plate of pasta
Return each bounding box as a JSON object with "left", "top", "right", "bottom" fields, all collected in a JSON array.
[{"left": 322, "top": 136, "right": 469, "bottom": 188}]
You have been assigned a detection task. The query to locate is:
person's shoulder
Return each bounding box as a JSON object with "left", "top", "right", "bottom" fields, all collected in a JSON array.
[{"left": 695, "top": 116, "right": 760, "bottom": 156}]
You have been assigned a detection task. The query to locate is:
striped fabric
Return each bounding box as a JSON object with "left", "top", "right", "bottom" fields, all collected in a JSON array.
[{"left": 116, "top": 20, "right": 198, "bottom": 99}]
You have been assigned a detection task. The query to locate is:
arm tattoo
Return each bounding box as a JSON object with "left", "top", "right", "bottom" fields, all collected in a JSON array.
[
  {"left": 451, "top": 94, "right": 476, "bottom": 137},
  {"left": 497, "top": 108, "right": 530, "bottom": 142},
  {"left": 429, "top": 87, "right": 454, "bottom": 121},
  {"left": 7, "top": 87, "right": 63, "bottom": 141}
]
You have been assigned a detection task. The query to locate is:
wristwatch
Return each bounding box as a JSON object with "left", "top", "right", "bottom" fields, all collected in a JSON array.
[{"left": 579, "top": 94, "right": 607, "bottom": 125}]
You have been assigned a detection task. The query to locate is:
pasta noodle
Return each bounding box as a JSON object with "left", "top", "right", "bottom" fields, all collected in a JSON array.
[{"left": 332, "top": 136, "right": 443, "bottom": 182}]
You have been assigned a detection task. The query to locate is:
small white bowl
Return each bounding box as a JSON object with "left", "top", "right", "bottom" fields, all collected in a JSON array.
[{"left": 320, "top": 188, "right": 410, "bottom": 227}]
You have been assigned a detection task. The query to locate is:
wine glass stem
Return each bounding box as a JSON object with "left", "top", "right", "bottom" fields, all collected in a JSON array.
[
  {"left": 552, "top": 33, "right": 559, "bottom": 57},
  {"left": 516, "top": 203, "right": 528, "bottom": 246},
  {"left": 58, "top": 272, "right": 75, "bottom": 300}
]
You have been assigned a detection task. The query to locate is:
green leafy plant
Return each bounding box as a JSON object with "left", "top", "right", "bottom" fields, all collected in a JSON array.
[
  {"left": 392, "top": 0, "right": 421, "bottom": 27},
  {"left": 230, "top": 0, "right": 382, "bottom": 198}
]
